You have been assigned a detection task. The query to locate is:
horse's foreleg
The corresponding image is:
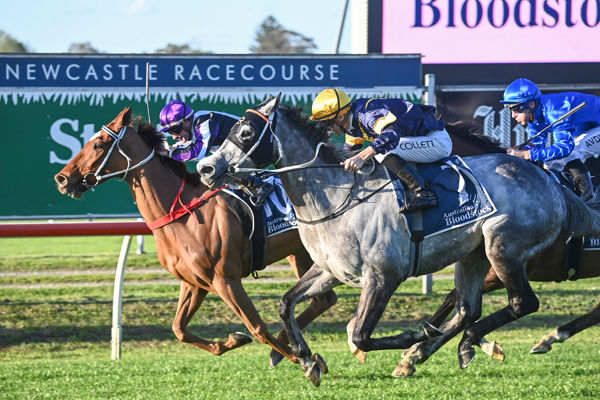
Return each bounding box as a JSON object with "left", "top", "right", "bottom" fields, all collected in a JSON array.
[
  {"left": 212, "top": 275, "right": 299, "bottom": 364},
  {"left": 270, "top": 255, "right": 338, "bottom": 369},
  {"left": 350, "top": 272, "right": 442, "bottom": 357},
  {"left": 172, "top": 282, "right": 252, "bottom": 355},
  {"left": 279, "top": 266, "right": 341, "bottom": 387},
  {"left": 531, "top": 298, "right": 600, "bottom": 354}
]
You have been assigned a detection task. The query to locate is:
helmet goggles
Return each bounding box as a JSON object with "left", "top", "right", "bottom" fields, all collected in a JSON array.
[{"left": 504, "top": 103, "right": 528, "bottom": 113}]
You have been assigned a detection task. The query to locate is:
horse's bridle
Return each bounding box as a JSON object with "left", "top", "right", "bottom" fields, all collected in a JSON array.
[
  {"left": 228, "top": 108, "right": 282, "bottom": 173},
  {"left": 82, "top": 125, "right": 155, "bottom": 189}
]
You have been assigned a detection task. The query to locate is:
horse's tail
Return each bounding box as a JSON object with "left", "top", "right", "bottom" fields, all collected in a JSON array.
[{"left": 562, "top": 185, "right": 600, "bottom": 236}]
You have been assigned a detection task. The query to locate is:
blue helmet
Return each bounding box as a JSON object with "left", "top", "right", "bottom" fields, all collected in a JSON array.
[{"left": 500, "top": 78, "right": 541, "bottom": 105}]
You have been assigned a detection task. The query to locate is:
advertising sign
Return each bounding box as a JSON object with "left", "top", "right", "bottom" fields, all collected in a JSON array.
[
  {"left": 0, "top": 54, "right": 422, "bottom": 217},
  {"left": 382, "top": 0, "right": 600, "bottom": 63},
  {"left": 436, "top": 87, "right": 600, "bottom": 148}
]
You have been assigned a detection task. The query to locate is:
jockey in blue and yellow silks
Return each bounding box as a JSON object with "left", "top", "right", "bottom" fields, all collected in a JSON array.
[
  {"left": 503, "top": 78, "right": 600, "bottom": 200},
  {"left": 158, "top": 100, "right": 274, "bottom": 205},
  {"left": 310, "top": 89, "right": 452, "bottom": 213}
]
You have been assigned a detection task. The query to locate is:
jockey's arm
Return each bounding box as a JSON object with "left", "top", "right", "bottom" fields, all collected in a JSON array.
[
  {"left": 528, "top": 128, "right": 575, "bottom": 162},
  {"left": 168, "top": 139, "right": 206, "bottom": 162}
]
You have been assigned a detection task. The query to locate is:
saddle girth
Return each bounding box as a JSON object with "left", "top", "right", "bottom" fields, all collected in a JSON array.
[{"left": 560, "top": 236, "right": 583, "bottom": 282}]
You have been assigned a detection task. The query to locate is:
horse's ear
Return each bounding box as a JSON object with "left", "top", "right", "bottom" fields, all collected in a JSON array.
[
  {"left": 110, "top": 107, "right": 132, "bottom": 130},
  {"left": 256, "top": 93, "right": 281, "bottom": 116},
  {"left": 253, "top": 95, "right": 273, "bottom": 112}
]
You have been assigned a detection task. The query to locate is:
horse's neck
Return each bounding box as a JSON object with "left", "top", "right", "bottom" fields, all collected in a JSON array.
[{"left": 126, "top": 158, "right": 190, "bottom": 223}]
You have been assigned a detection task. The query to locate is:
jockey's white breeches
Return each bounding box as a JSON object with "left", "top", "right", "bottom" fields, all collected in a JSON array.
[
  {"left": 374, "top": 128, "right": 453, "bottom": 163},
  {"left": 544, "top": 126, "right": 600, "bottom": 170}
]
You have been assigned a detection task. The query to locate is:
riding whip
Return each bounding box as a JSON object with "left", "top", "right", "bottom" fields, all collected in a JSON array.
[
  {"left": 516, "top": 101, "right": 586, "bottom": 149},
  {"left": 145, "top": 62, "right": 152, "bottom": 125}
]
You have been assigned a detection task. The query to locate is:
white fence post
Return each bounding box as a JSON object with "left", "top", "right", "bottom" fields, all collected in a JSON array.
[
  {"left": 136, "top": 218, "right": 145, "bottom": 254},
  {"left": 112, "top": 235, "right": 132, "bottom": 360},
  {"left": 421, "top": 73, "right": 436, "bottom": 295}
]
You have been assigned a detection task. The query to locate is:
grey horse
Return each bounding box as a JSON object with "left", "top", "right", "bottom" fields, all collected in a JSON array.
[{"left": 197, "top": 95, "right": 600, "bottom": 386}]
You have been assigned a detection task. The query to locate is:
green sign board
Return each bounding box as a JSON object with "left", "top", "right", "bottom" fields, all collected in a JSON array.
[{"left": 0, "top": 55, "right": 422, "bottom": 217}]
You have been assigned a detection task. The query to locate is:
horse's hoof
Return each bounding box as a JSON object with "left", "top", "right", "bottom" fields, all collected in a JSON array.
[
  {"left": 458, "top": 348, "right": 476, "bottom": 369},
  {"left": 230, "top": 332, "right": 253, "bottom": 346},
  {"left": 392, "top": 361, "right": 416, "bottom": 378},
  {"left": 347, "top": 333, "right": 367, "bottom": 363},
  {"left": 352, "top": 348, "right": 367, "bottom": 363},
  {"left": 530, "top": 341, "right": 551, "bottom": 354},
  {"left": 480, "top": 340, "right": 505, "bottom": 361},
  {"left": 269, "top": 349, "right": 285, "bottom": 369},
  {"left": 304, "top": 361, "right": 322, "bottom": 387},
  {"left": 312, "top": 353, "right": 329, "bottom": 375}
]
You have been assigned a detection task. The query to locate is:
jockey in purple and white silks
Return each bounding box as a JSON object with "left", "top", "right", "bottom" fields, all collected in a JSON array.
[
  {"left": 158, "top": 100, "right": 237, "bottom": 162},
  {"left": 310, "top": 89, "right": 452, "bottom": 213},
  {"left": 158, "top": 100, "right": 274, "bottom": 205},
  {"left": 502, "top": 78, "right": 600, "bottom": 200}
]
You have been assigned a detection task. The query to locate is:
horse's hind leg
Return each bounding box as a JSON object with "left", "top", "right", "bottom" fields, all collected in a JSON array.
[
  {"left": 269, "top": 253, "right": 338, "bottom": 368},
  {"left": 457, "top": 259, "right": 540, "bottom": 369},
  {"left": 425, "top": 265, "right": 502, "bottom": 329},
  {"left": 402, "top": 267, "right": 505, "bottom": 359},
  {"left": 172, "top": 282, "right": 252, "bottom": 355},
  {"left": 279, "top": 265, "right": 342, "bottom": 387},
  {"left": 394, "top": 250, "right": 489, "bottom": 377},
  {"left": 531, "top": 298, "right": 600, "bottom": 354}
]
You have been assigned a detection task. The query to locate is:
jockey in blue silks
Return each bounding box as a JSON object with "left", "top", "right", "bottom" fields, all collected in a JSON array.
[
  {"left": 158, "top": 100, "right": 274, "bottom": 205},
  {"left": 310, "top": 89, "right": 453, "bottom": 213},
  {"left": 502, "top": 78, "right": 600, "bottom": 200}
]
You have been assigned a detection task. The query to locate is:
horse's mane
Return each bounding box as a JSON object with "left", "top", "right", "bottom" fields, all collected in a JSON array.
[
  {"left": 278, "top": 105, "right": 351, "bottom": 163},
  {"left": 445, "top": 121, "right": 505, "bottom": 154},
  {"left": 136, "top": 121, "right": 201, "bottom": 186}
]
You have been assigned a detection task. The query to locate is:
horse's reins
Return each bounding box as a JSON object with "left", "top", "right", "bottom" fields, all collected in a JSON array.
[
  {"left": 295, "top": 179, "right": 393, "bottom": 225},
  {"left": 232, "top": 139, "right": 375, "bottom": 178},
  {"left": 82, "top": 125, "right": 155, "bottom": 189}
]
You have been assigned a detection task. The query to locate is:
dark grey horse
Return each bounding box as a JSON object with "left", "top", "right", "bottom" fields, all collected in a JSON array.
[{"left": 197, "top": 95, "right": 600, "bottom": 386}]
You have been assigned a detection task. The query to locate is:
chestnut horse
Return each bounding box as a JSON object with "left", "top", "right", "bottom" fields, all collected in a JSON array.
[
  {"left": 395, "top": 122, "right": 600, "bottom": 377},
  {"left": 54, "top": 107, "right": 336, "bottom": 366}
]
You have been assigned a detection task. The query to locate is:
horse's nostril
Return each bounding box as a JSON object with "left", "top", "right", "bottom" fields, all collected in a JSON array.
[
  {"left": 55, "top": 174, "right": 67, "bottom": 187},
  {"left": 200, "top": 165, "right": 215, "bottom": 175}
]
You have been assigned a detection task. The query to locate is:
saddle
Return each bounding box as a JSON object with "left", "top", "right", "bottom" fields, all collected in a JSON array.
[
  {"left": 220, "top": 189, "right": 269, "bottom": 278},
  {"left": 219, "top": 175, "right": 298, "bottom": 278}
]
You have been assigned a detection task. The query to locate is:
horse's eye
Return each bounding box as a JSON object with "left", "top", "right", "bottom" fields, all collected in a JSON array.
[{"left": 93, "top": 142, "right": 102, "bottom": 150}]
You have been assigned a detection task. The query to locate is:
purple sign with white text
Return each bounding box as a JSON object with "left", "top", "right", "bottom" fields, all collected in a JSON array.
[{"left": 383, "top": 0, "right": 600, "bottom": 63}]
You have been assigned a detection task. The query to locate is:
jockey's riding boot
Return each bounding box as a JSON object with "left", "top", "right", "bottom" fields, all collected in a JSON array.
[
  {"left": 242, "top": 175, "right": 275, "bottom": 206},
  {"left": 381, "top": 155, "right": 437, "bottom": 213},
  {"left": 566, "top": 159, "right": 594, "bottom": 201}
]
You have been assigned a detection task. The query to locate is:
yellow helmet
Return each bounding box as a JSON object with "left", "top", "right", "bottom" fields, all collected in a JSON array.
[{"left": 310, "top": 89, "right": 352, "bottom": 121}]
